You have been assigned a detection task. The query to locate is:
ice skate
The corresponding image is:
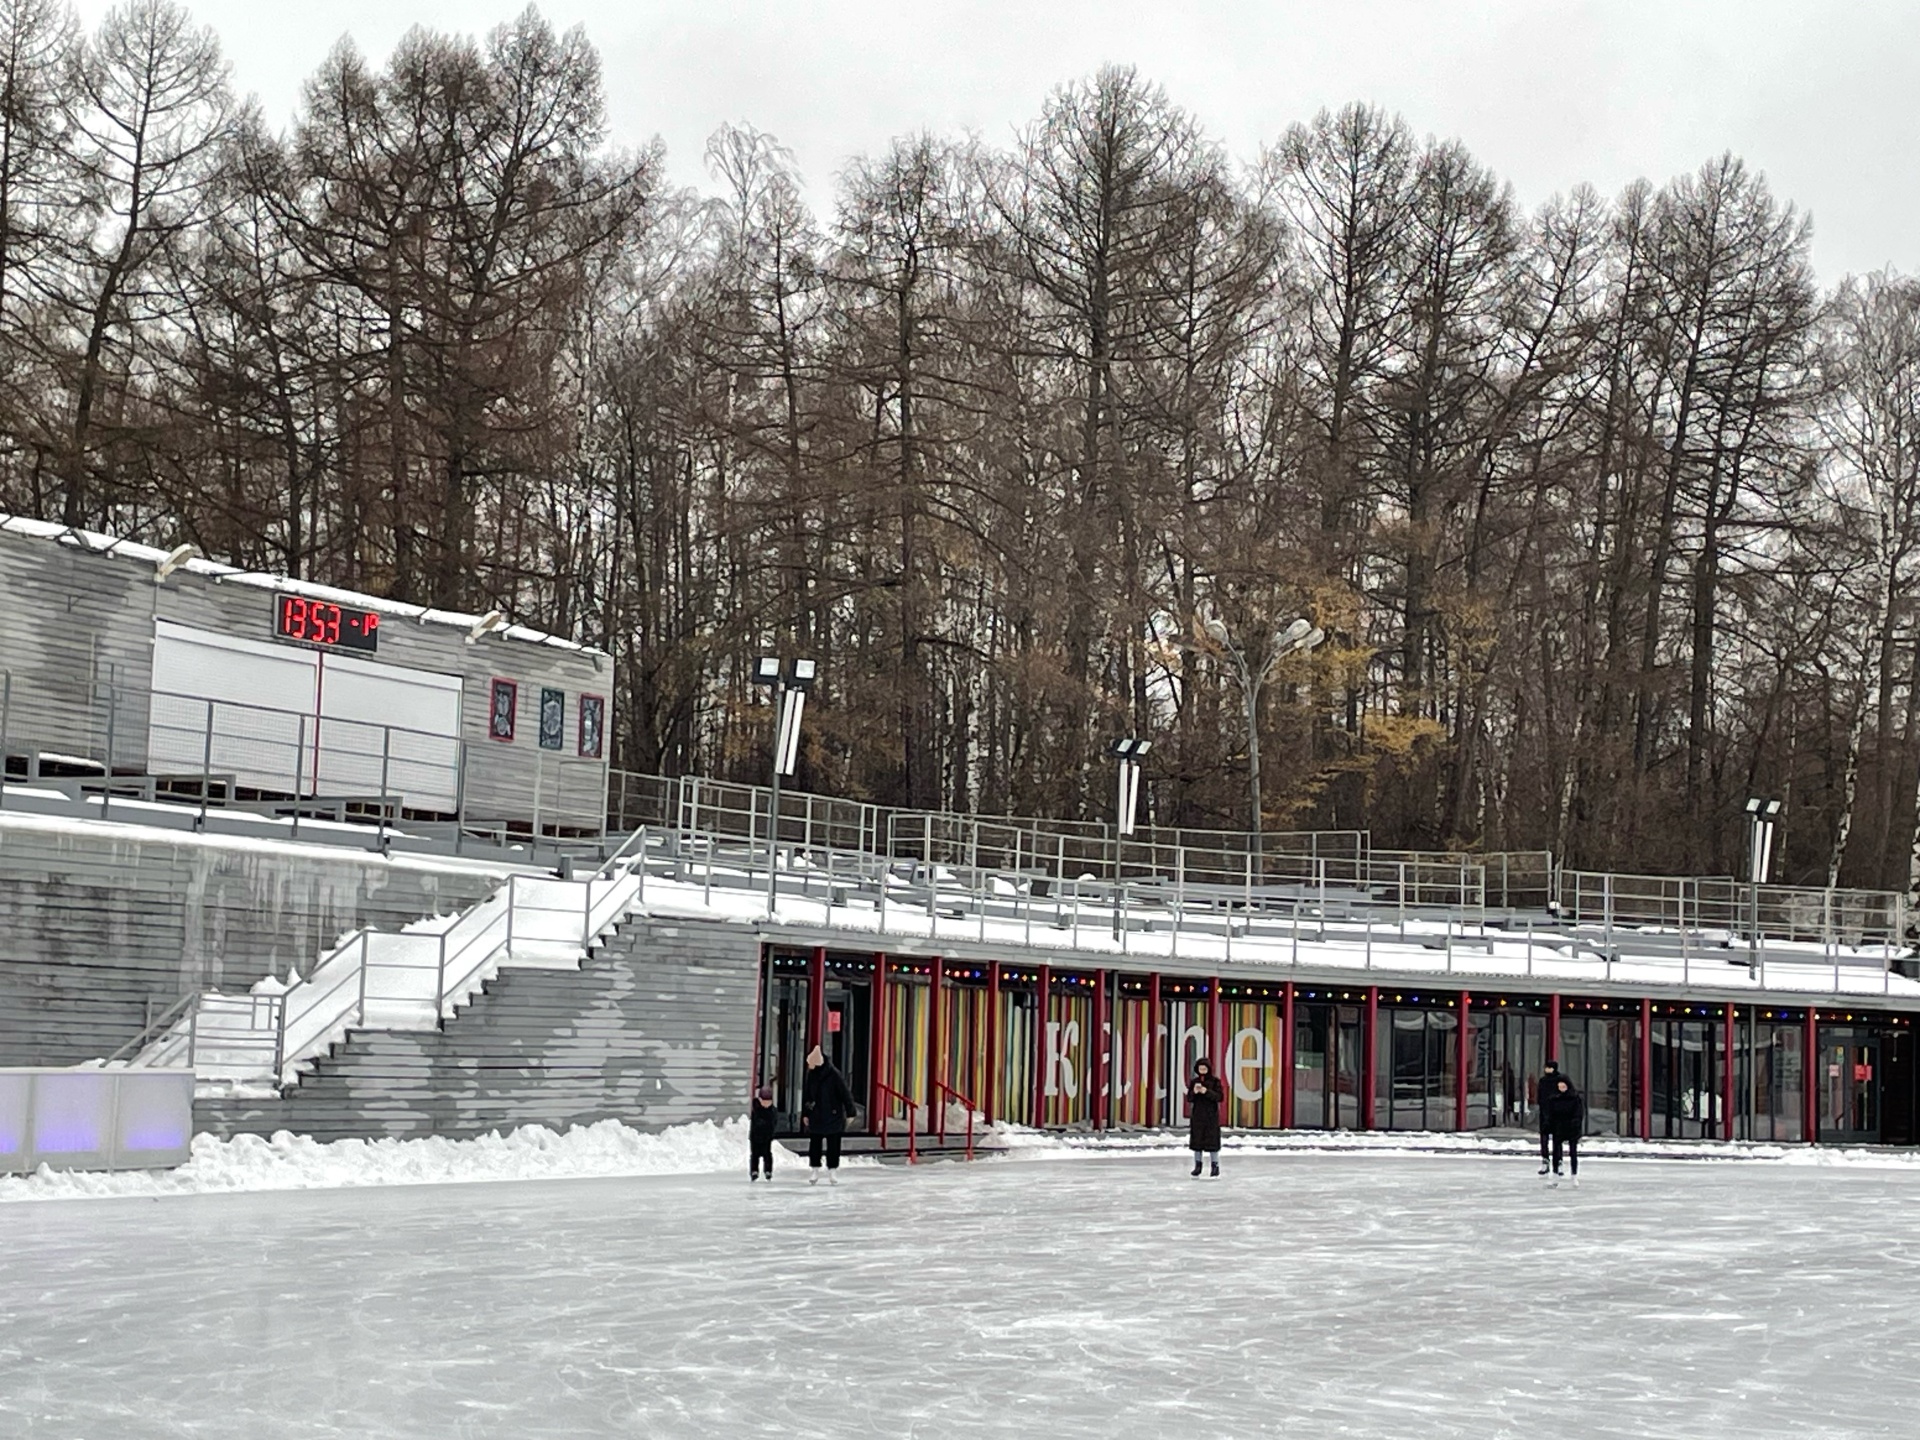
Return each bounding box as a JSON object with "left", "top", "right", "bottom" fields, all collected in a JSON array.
[
  {"left": 1210, "top": 1160, "right": 1220, "bottom": 1178},
  {"left": 1190, "top": 1159, "right": 1202, "bottom": 1177},
  {"left": 1537, "top": 1164, "right": 1550, "bottom": 1176},
  {"left": 827, "top": 1172, "right": 839, "bottom": 1186},
  {"left": 809, "top": 1172, "right": 819, "bottom": 1186}
]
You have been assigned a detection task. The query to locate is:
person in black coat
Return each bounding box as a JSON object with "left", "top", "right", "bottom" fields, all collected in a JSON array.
[
  {"left": 1539, "top": 1076, "right": 1585, "bottom": 1184},
  {"left": 749, "top": 1085, "right": 777, "bottom": 1182},
  {"left": 1535, "top": 1059, "right": 1570, "bottom": 1173},
  {"left": 801, "top": 1045, "right": 857, "bottom": 1185},
  {"left": 1186, "top": 1058, "right": 1225, "bottom": 1178}
]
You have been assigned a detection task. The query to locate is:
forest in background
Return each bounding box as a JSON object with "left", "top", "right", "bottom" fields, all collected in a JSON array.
[{"left": 4, "top": 1, "right": 1920, "bottom": 891}]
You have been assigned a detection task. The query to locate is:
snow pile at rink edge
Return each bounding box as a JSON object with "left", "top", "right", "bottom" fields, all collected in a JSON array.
[
  {"left": 8, "top": 1118, "right": 1920, "bottom": 1204},
  {"left": 0, "top": 1117, "right": 769, "bottom": 1203}
]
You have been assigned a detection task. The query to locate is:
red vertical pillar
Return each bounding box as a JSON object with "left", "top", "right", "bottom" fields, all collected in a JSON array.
[
  {"left": 1210, "top": 975, "right": 1226, "bottom": 1066},
  {"left": 984, "top": 962, "right": 1001, "bottom": 1127},
  {"left": 1456, "top": 991, "right": 1471, "bottom": 1132},
  {"left": 1363, "top": 985, "right": 1380, "bottom": 1130},
  {"left": 1639, "top": 997, "right": 1653, "bottom": 1141},
  {"left": 1805, "top": 1006, "right": 1820, "bottom": 1144},
  {"left": 1033, "top": 964, "right": 1052, "bottom": 1127},
  {"left": 1148, "top": 971, "right": 1163, "bottom": 1128},
  {"left": 807, "top": 946, "right": 827, "bottom": 1050},
  {"left": 868, "top": 953, "right": 888, "bottom": 1129},
  {"left": 1093, "top": 968, "right": 1110, "bottom": 1131},
  {"left": 1281, "top": 982, "right": 1297, "bottom": 1130},
  {"left": 1722, "top": 1004, "right": 1737, "bottom": 1142},
  {"left": 928, "top": 956, "right": 944, "bottom": 1138},
  {"left": 751, "top": 945, "right": 770, "bottom": 1092},
  {"left": 1548, "top": 993, "right": 1562, "bottom": 1061}
]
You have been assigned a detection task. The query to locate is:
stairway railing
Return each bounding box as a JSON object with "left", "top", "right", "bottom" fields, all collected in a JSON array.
[
  {"left": 932, "top": 1080, "right": 979, "bottom": 1161},
  {"left": 131, "top": 829, "right": 659, "bottom": 1085},
  {"left": 874, "top": 1080, "right": 919, "bottom": 1164}
]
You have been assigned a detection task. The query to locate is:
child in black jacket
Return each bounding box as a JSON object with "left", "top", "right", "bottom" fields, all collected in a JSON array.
[{"left": 749, "top": 1086, "right": 778, "bottom": 1181}]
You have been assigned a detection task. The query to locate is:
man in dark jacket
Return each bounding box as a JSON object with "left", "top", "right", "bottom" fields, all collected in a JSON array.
[
  {"left": 1187, "top": 1059, "right": 1225, "bottom": 1178},
  {"left": 801, "top": 1045, "right": 857, "bottom": 1185},
  {"left": 1535, "top": 1059, "right": 1570, "bottom": 1174},
  {"left": 749, "top": 1085, "right": 778, "bottom": 1182},
  {"left": 1539, "top": 1076, "right": 1585, "bottom": 1186}
]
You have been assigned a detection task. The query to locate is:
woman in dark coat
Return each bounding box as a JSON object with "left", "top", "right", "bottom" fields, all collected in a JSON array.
[
  {"left": 1539, "top": 1076, "right": 1585, "bottom": 1185},
  {"left": 1187, "top": 1058, "right": 1225, "bottom": 1178},
  {"left": 800, "top": 1045, "right": 857, "bottom": 1185}
]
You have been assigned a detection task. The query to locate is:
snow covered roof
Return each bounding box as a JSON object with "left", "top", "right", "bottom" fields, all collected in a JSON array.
[{"left": 0, "top": 513, "right": 605, "bottom": 658}]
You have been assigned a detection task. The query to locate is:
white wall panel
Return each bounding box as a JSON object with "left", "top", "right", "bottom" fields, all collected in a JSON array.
[{"left": 148, "top": 621, "right": 316, "bottom": 791}]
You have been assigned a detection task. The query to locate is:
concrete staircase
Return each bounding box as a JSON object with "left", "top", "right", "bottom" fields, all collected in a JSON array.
[{"left": 196, "top": 915, "right": 761, "bottom": 1143}]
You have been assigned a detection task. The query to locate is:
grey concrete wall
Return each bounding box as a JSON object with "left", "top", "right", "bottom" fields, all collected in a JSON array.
[
  {"left": 0, "top": 815, "right": 508, "bottom": 1066},
  {"left": 0, "top": 530, "right": 156, "bottom": 769},
  {"left": 198, "top": 916, "right": 761, "bottom": 1142}
]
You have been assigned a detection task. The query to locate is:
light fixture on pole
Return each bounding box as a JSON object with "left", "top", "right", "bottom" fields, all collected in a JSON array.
[
  {"left": 754, "top": 656, "right": 817, "bottom": 914},
  {"left": 1744, "top": 796, "right": 1782, "bottom": 980},
  {"left": 1199, "top": 614, "right": 1325, "bottom": 867},
  {"left": 1108, "top": 738, "right": 1151, "bottom": 837}
]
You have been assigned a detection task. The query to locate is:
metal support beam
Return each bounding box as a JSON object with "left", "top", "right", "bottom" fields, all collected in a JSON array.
[
  {"left": 1148, "top": 971, "right": 1163, "bottom": 1128},
  {"left": 868, "top": 952, "right": 887, "bottom": 1132},
  {"left": 807, "top": 946, "right": 826, "bottom": 1051},
  {"left": 1639, "top": 997, "right": 1653, "bottom": 1142},
  {"left": 1805, "top": 1006, "right": 1820, "bottom": 1144},
  {"left": 1281, "top": 981, "right": 1296, "bottom": 1130},
  {"left": 1363, "top": 985, "right": 1380, "bottom": 1130},
  {"left": 1456, "top": 990, "right": 1471, "bottom": 1132},
  {"left": 1033, "top": 965, "right": 1051, "bottom": 1127},
  {"left": 929, "top": 956, "right": 944, "bottom": 1137},
  {"left": 985, "top": 962, "right": 1000, "bottom": 1127},
  {"left": 1093, "top": 968, "right": 1110, "bottom": 1131},
  {"left": 1723, "top": 1004, "right": 1737, "bottom": 1142}
]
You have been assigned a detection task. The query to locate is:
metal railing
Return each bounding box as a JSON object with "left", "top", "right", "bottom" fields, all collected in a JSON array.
[
  {"left": 933, "top": 1079, "right": 979, "bottom": 1160},
  {"left": 120, "top": 847, "right": 654, "bottom": 1085},
  {"left": 874, "top": 1080, "right": 920, "bottom": 1164},
  {"left": 116, "top": 802, "right": 1920, "bottom": 1089},
  {"left": 13, "top": 668, "right": 1904, "bottom": 961}
]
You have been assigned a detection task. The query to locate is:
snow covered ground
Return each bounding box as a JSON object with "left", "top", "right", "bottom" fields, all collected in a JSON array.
[{"left": 1, "top": 1140, "right": 1913, "bottom": 1437}]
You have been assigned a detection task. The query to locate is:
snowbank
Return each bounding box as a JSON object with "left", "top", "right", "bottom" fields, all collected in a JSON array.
[
  {"left": 0, "top": 1117, "right": 758, "bottom": 1204},
  {"left": 990, "top": 1125, "right": 1920, "bottom": 1169}
]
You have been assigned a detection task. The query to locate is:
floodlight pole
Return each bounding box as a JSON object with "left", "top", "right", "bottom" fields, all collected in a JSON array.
[
  {"left": 1202, "top": 617, "right": 1322, "bottom": 872},
  {"left": 757, "top": 657, "right": 815, "bottom": 918},
  {"left": 767, "top": 669, "right": 785, "bottom": 916},
  {"left": 1108, "top": 738, "right": 1150, "bottom": 941},
  {"left": 1745, "top": 797, "right": 1781, "bottom": 984}
]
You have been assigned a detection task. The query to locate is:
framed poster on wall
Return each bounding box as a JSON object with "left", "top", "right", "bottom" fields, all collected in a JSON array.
[
  {"left": 578, "top": 694, "right": 605, "bottom": 759},
  {"left": 539, "top": 688, "right": 565, "bottom": 750},
  {"left": 489, "top": 678, "right": 517, "bottom": 741}
]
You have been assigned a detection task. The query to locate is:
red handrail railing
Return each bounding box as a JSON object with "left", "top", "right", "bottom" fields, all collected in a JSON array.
[
  {"left": 875, "top": 1080, "right": 918, "bottom": 1164},
  {"left": 933, "top": 1080, "right": 979, "bottom": 1161}
]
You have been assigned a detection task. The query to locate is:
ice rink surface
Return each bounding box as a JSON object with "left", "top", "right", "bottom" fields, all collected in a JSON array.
[{"left": 2, "top": 1151, "right": 1913, "bottom": 1439}]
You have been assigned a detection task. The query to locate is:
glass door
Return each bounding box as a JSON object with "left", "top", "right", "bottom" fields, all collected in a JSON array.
[{"left": 1817, "top": 1031, "right": 1879, "bottom": 1142}]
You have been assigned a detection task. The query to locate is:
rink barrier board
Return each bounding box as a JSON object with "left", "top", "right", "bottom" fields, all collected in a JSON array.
[{"left": 0, "top": 1067, "right": 194, "bottom": 1173}]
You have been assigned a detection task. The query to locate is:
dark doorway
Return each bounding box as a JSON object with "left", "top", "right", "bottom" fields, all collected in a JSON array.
[{"left": 1881, "top": 1029, "right": 1915, "bottom": 1146}]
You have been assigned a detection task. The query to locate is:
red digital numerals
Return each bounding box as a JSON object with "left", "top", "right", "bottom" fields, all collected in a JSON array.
[{"left": 276, "top": 596, "right": 378, "bottom": 650}]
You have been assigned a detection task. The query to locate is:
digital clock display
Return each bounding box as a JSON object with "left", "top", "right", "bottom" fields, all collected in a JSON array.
[{"left": 275, "top": 595, "right": 380, "bottom": 651}]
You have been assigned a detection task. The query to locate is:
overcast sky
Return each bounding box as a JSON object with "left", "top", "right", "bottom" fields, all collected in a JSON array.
[{"left": 73, "top": 0, "right": 1920, "bottom": 281}]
